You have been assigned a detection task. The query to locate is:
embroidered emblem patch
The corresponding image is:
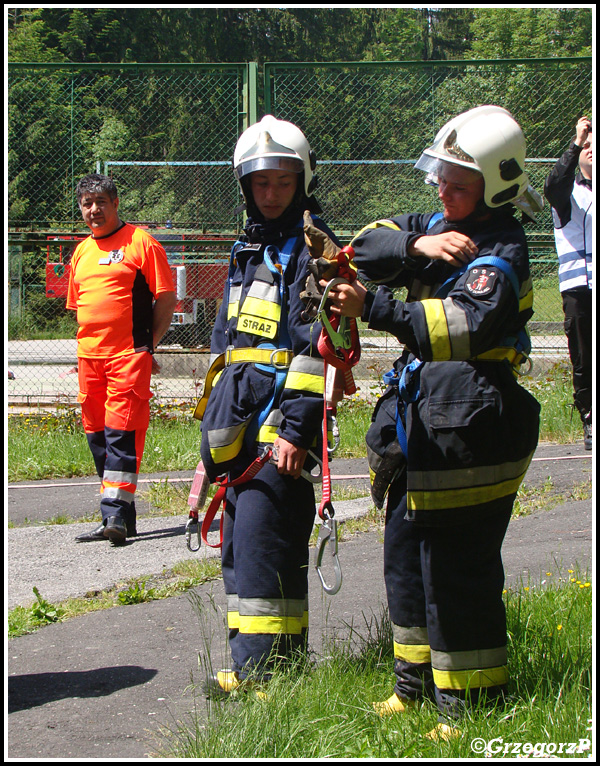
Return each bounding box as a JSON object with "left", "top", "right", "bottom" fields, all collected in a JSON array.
[
  {"left": 465, "top": 267, "right": 497, "bottom": 297},
  {"left": 109, "top": 249, "right": 125, "bottom": 263}
]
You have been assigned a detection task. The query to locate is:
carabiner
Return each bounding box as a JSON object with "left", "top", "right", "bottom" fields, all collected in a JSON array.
[
  {"left": 314, "top": 516, "right": 343, "bottom": 595},
  {"left": 317, "top": 278, "right": 354, "bottom": 350},
  {"left": 303, "top": 450, "right": 323, "bottom": 483},
  {"left": 268, "top": 445, "right": 323, "bottom": 484},
  {"left": 185, "top": 516, "right": 201, "bottom": 552}
]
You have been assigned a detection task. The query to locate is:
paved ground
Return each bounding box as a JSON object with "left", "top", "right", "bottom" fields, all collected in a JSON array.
[{"left": 6, "top": 443, "right": 593, "bottom": 759}]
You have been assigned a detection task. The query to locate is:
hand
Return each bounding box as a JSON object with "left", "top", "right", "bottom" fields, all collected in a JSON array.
[
  {"left": 151, "top": 356, "right": 161, "bottom": 374},
  {"left": 575, "top": 116, "right": 592, "bottom": 147},
  {"left": 320, "top": 279, "right": 367, "bottom": 317},
  {"left": 303, "top": 210, "right": 341, "bottom": 261},
  {"left": 408, "top": 232, "right": 478, "bottom": 267},
  {"left": 273, "top": 437, "right": 307, "bottom": 480}
]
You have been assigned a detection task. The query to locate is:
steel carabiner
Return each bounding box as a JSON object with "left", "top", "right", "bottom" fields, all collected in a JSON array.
[
  {"left": 185, "top": 516, "right": 201, "bottom": 552},
  {"left": 314, "top": 515, "right": 343, "bottom": 595},
  {"left": 268, "top": 445, "right": 323, "bottom": 484},
  {"left": 317, "top": 278, "right": 354, "bottom": 350}
]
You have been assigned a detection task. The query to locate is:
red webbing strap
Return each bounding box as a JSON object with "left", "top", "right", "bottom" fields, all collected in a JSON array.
[
  {"left": 316, "top": 246, "right": 361, "bottom": 385},
  {"left": 318, "top": 374, "right": 334, "bottom": 522},
  {"left": 200, "top": 449, "right": 273, "bottom": 548},
  {"left": 335, "top": 246, "right": 356, "bottom": 283}
]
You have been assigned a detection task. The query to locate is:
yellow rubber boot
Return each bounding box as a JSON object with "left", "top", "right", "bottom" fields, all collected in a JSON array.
[
  {"left": 373, "top": 692, "right": 417, "bottom": 717},
  {"left": 216, "top": 670, "right": 241, "bottom": 693},
  {"left": 206, "top": 669, "right": 269, "bottom": 701},
  {"left": 425, "top": 722, "right": 461, "bottom": 742}
]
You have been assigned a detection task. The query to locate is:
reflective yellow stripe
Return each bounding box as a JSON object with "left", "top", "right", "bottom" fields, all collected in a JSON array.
[
  {"left": 433, "top": 665, "right": 508, "bottom": 690},
  {"left": 228, "top": 285, "right": 242, "bottom": 320},
  {"left": 394, "top": 641, "right": 432, "bottom": 664},
  {"left": 240, "top": 296, "right": 281, "bottom": 322},
  {"left": 228, "top": 611, "right": 240, "bottom": 629},
  {"left": 407, "top": 470, "right": 529, "bottom": 511},
  {"left": 237, "top": 597, "right": 306, "bottom": 634},
  {"left": 474, "top": 346, "right": 527, "bottom": 365},
  {"left": 410, "top": 455, "right": 533, "bottom": 493},
  {"left": 257, "top": 424, "right": 278, "bottom": 444},
  {"left": 285, "top": 371, "right": 324, "bottom": 394},
  {"left": 239, "top": 615, "right": 304, "bottom": 635},
  {"left": 444, "top": 301, "right": 470, "bottom": 359},
  {"left": 209, "top": 422, "right": 249, "bottom": 463},
  {"left": 351, "top": 219, "right": 403, "bottom": 241},
  {"left": 421, "top": 299, "right": 451, "bottom": 360},
  {"left": 520, "top": 289, "right": 533, "bottom": 313}
]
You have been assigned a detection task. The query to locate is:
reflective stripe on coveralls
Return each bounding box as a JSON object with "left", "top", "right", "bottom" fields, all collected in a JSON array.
[
  {"left": 78, "top": 353, "right": 152, "bottom": 521},
  {"left": 227, "top": 594, "right": 309, "bottom": 634}
]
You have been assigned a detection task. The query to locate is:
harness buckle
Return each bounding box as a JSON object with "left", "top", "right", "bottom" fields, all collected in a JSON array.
[
  {"left": 314, "top": 515, "right": 343, "bottom": 595},
  {"left": 185, "top": 516, "right": 201, "bottom": 552},
  {"left": 224, "top": 345, "right": 235, "bottom": 367},
  {"left": 270, "top": 348, "right": 292, "bottom": 370}
]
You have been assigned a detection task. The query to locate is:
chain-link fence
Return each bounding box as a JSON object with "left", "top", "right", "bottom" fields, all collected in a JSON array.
[{"left": 7, "top": 58, "right": 591, "bottom": 404}]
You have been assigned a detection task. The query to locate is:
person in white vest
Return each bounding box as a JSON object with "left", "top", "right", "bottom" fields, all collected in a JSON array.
[{"left": 544, "top": 116, "right": 592, "bottom": 450}]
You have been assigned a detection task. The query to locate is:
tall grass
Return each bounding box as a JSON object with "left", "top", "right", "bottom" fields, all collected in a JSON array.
[{"left": 161, "top": 575, "right": 591, "bottom": 758}]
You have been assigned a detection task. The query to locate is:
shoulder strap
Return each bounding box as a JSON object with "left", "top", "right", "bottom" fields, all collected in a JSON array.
[{"left": 427, "top": 212, "right": 444, "bottom": 231}]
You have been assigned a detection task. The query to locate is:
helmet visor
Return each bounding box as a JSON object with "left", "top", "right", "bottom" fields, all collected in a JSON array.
[
  {"left": 234, "top": 155, "right": 304, "bottom": 181},
  {"left": 414, "top": 153, "right": 444, "bottom": 185}
]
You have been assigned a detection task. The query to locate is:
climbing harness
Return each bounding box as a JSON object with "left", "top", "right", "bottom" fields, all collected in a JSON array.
[{"left": 186, "top": 234, "right": 361, "bottom": 597}]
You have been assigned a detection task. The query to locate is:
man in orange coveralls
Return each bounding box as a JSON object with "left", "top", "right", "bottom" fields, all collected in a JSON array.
[{"left": 68, "top": 174, "right": 176, "bottom": 544}]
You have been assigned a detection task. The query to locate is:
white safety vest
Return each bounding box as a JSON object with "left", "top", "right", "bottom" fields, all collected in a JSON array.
[{"left": 552, "top": 181, "right": 593, "bottom": 292}]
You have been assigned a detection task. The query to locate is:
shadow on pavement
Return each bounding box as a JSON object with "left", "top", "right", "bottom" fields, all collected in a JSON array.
[{"left": 8, "top": 666, "right": 158, "bottom": 713}]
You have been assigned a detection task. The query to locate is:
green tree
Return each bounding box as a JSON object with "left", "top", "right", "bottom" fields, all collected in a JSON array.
[{"left": 468, "top": 8, "right": 592, "bottom": 59}]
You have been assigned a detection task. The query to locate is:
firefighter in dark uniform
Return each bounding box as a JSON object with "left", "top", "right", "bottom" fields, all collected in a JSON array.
[
  {"left": 325, "top": 106, "right": 542, "bottom": 739},
  {"left": 198, "top": 116, "right": 339, "bottom": 693}
]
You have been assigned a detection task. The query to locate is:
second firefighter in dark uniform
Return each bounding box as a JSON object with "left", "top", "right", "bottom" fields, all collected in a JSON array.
[{"left": 325, "top": 106, "right": 541, "bottom": 738}]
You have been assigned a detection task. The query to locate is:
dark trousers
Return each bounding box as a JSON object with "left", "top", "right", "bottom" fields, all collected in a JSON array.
[
  {"left": 562, "top": 288, "right": 592, "bottom": 424},
  {"left": 221, "top": 462, "right": 316, "bottom": 679},
  {"left": 384, "top": 479, "right": 512, "bottom": 719}
]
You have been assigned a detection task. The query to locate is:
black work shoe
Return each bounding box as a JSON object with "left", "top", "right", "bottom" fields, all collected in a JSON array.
[
  {"left": 75, "top": 523, "right": 106, "bottom": 542},
  {"left": 75, "top": 519, "right": 137, "bottom": 542},
  {"left": 583, "top": 422, "right": 592, "bottom": 451},
  {"left": 103, "top": 516, "right": 127, "bottom": 543}
]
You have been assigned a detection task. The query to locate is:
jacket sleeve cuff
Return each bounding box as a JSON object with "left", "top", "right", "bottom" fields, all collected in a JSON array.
[{"left": 361, "top": 289, "right": 375, "bottom": 323}]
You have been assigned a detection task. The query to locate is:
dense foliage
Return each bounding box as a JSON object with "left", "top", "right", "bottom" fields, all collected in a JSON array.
[{"left": 7, "top": 7, "right": 592, "bottom": 65}]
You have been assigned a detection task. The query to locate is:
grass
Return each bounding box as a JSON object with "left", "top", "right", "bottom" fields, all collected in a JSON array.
[
  {"left": 157, "top": 574, "right": 592, "bottom": 759},
  {"left": 7, "top": 558, "right": 222, "bottom": 639},
  {"left": 6, "top": 360, "right": 582, "bottom": 483}
]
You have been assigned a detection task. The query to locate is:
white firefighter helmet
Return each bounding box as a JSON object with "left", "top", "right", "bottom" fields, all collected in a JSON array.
[
  {"left": 415, "top": 105, "right": 533, "bottom": 209},
  {"left": 233, "top": 115, "right": 318, "bottom": 198}
]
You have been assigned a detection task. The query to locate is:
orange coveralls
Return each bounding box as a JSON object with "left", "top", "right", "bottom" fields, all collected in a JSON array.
[{"left": 66, "top": 223, "right": 175, "bottom": 524}]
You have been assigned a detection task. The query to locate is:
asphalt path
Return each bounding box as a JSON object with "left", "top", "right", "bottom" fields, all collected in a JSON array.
[{"left": 6, "top": 443, "right": 593, "bottom": 759}]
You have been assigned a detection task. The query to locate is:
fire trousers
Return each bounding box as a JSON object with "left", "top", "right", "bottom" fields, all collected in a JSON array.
[
  {"left": 221, "top": 461, "right": 316, "bottom": 679},
  {"left": 77, "top": 351, "right": 153, "bottom": 523},
  {"left": 562, "top": 288, "right": 592, "bottom": 425},
  {"left": 384, "top": 479, "right": 512, "bottom": 722}
]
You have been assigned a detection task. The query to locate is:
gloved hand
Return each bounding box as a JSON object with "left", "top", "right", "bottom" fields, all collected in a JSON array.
[
  {"left": 301, "top": 210, "right": 341, "bottom": 320},
  {"left": 303, "top": 210, "right": 341, "bottom": 261}
]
